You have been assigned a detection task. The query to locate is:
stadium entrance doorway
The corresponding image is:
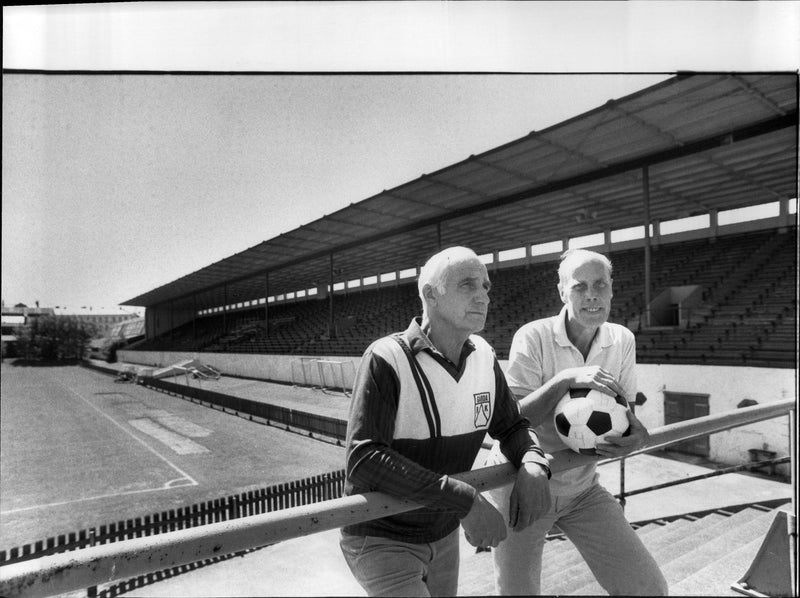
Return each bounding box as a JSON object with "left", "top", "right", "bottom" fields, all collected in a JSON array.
[{"left": 664, "top": 391, "right": 710, "bottom": 456}]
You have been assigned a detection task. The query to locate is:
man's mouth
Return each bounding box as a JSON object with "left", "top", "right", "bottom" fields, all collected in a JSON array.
[{"left": 584, "top": 307, "right": 603, "bottom": 313}]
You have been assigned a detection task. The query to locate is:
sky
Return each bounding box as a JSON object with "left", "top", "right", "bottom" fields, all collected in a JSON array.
[{"left": 2, "top": 2, "right": 799, "bottom": 312}]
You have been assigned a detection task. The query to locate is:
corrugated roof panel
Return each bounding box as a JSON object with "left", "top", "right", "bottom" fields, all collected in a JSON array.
[{"left": 122, "top": 73, "right": 797, "bottom": 307}]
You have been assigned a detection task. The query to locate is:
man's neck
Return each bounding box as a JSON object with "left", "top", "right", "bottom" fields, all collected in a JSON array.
[
  {"left": 421, "top": 318, "right": 469, "bottom": 365},
  {"left": 566, "top": 318, "right": 599, "bottom": 360}
]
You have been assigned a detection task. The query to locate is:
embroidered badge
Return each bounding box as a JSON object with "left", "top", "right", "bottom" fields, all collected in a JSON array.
[{"left": 473, "top": 392, "right": 491, "bottom": 428}]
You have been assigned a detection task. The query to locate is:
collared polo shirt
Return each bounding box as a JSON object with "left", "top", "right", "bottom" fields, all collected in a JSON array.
[{"left": 489, "top": 306, "right": 636, "bottom": 496}]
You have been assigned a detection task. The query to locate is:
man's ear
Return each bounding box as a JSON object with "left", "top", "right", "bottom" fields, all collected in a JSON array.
[
  {"left": 557, "top": 283, "right": 567, "bottom": 304},
  {"left": 422, "top": 283, "right": 438, "bottom": 306}
]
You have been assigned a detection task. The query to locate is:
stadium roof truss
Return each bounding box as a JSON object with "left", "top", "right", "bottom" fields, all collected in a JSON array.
[{"left": 122, "top": 73, "right": 798, "bottom": 313}]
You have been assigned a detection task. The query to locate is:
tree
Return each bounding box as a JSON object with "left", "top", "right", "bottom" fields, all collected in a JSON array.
[{"left": 16, "top": 315, "right": 96, "bottom": 361}]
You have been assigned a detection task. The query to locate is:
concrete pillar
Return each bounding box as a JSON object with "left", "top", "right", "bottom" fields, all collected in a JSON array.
[
  {"left": 709, "top": 208, "right": 719, "bottom": 239},
  {"left": 779, "top": 198, "right": 790, "bottom": 232}
]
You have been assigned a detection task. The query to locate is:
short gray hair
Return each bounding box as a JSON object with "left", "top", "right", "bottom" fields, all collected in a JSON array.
[
  {"left": 558, "top": 248, "right": 613, "bottom": 285},
  {"left": 418, "top": 246, "right": 480, "bottom": 311}
]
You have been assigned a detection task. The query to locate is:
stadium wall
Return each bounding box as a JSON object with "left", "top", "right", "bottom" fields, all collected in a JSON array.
[{"left": 118, "top": 348, "right": 793, "bottom": 475}]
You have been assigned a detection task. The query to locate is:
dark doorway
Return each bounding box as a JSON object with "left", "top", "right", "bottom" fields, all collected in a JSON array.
[{"left": 663, "top": 391, "right": 710, "bottom": 456}]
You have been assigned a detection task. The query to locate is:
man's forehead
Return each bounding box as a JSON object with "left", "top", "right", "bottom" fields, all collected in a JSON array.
[
  {"left": 447, "top": 258, "right": 488, "bottom": 281},
  {"left": 566, "top": 259, "right": 611, "bottom": 280}
]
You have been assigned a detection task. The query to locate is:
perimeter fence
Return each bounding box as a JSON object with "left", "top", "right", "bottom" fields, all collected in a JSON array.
[{"left": 0, "top": 470, "right": 346, "bottom": 597}]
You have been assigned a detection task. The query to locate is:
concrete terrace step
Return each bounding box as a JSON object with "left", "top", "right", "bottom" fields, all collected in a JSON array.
[
  {"left": 563, "top": 506, "right": 789, "bottom": 597},
  {"left": 537, "top": 507, "right": 780, "bottom": 597},
  {"left": 539, "top": 516, "right": 698, "bottom": 593},
  {"left": 669, "top": 536, "right": 768, "bottom": 596},
  {"left": 661, "top": 506, "right": 788, "bottom": 593},
  {"left": 658, "top": 507, "right": 775, "bottom": 576},
  {"left": 639, "top": 509, "right": 766, "bottom": 567}
]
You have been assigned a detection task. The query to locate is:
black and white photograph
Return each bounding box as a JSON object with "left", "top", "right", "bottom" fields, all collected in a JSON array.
[{"left": 2, "top": 2, "right": 798, "bottom": 597}]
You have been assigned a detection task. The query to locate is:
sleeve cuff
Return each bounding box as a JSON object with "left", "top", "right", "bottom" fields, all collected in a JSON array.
[
  {"left": 521, "top": 450, "right": 552, "bottom": 479},
  {"left": 445, "top": 476, "right": 478, "bottom": 519}
]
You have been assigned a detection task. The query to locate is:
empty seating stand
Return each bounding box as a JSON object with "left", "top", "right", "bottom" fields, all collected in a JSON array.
[{"left": 131, "top": 227, "right": 796, "bottom": 368}]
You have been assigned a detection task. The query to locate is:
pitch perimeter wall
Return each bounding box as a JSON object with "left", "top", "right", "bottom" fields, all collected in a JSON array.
[{"left": 118, "top": 348, "right": 793, "bottom": 476}]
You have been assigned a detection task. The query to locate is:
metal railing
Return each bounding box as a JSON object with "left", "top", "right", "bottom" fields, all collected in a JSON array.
[{"left": 0, "top": 398, "right": 794, "bottom": 598}]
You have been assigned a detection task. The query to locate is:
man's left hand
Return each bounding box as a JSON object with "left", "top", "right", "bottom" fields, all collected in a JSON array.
[
  {"left": 595, "top": 409, "right": 650, "bottom": 458},
  {"left": 508, "top": 462, "right": 551, "bottom": 532}
]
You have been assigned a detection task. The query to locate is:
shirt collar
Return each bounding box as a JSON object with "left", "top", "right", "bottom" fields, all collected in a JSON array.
[
  {"left": 554, "top": 306, "right": 614, "bottom": 350},
  {"left": 403, "top": 316, "right": 477, "bottom": 358}
]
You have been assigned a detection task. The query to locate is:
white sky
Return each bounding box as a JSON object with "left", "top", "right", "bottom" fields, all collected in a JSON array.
[{"left": 2, "top": 2, "right": 799, "bottom": 311}]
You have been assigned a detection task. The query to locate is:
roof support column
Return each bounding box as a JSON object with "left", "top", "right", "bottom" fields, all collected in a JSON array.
[
  {"left": 192, "top": 294, "right": 197, "bottom": 343},
  {"left": 223, "top": 284, "right": 228, "bottom": 334},
  {"left": 779, "top": 198, "right": 790, "bottom": 232},
  {"left": 170, "top": 300, "right": 174, "bottom": 342},
  {"left": 264, "top": 271, "right": 269, "bottom": 338},
  {"left": 329, "top": 253, "right": 336, "bottom": 339},
  {"left": 642, "top": 166, "right": 652, "bottom": 329},
  {"left": 709, "top": 208, "right": 719, "bottom": 240}
]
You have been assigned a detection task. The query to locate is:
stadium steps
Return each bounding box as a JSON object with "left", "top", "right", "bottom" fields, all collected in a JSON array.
[{"left": 458, "top": 503, "right": 791, "bottom": 596}]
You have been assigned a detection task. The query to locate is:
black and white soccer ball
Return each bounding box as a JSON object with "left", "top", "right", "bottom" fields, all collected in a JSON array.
[{"left": 554, "top": 388, "right": 630, "bottom": 454}]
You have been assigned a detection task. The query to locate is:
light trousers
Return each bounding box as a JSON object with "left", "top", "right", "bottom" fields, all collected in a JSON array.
[
  {"left": 339, "top": 528, "right": 460, "bottom": 597},
  {"left": 485, "top": 481, "right": 668, "bottom": 596}
]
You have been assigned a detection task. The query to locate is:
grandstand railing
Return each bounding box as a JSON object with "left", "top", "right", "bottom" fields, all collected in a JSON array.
[
  {"left": 0, "top": 472, "right": 346, "bottom": 567},
  {"left": 0, "top": 399, "right": 794, "bottom": 598}
]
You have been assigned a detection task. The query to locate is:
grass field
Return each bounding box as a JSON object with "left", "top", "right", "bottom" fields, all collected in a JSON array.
[{"left": 0, "top": 361, "right": 346, "bottom": 549}]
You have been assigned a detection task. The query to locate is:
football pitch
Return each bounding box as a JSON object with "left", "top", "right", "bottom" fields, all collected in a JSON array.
[{"left": 0, "top": 361, "right": 346, "bottom": 549}]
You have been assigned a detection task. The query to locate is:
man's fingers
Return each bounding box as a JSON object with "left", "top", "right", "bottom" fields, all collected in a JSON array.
[{"left": 508, "top": 493, "right": 519, "bottom": 527}]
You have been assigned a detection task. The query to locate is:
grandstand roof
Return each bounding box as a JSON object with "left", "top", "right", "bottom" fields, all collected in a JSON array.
[{"left": 122, "top": 73, "right": 798, "bottom": 310}]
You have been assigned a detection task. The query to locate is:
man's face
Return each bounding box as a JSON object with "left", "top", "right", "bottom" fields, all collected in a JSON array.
[
  {"left": 559, "top": 259, "right": 613, "bottom": 332},
  {"left": 429, "top": 257, "right": 491, "bottom": 336}
]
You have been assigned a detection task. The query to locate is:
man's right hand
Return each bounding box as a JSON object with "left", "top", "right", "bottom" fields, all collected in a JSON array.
[
  {"left": 461, "top": 493, "right": 507, "bottom": 549},
  {"left": 562, "top": 365, "right": 625, "bottom": 399}
]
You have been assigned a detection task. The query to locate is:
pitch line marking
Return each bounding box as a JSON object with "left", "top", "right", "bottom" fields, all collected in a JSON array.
[
  {"left": 1, "top": 482, "right": 194, "bottom": 515},
  {"left": 2, "top": 384, "right": 199, "bottom": 515},
  {"left": 63, "top": 382, "right": 198, "bottom": 484}
]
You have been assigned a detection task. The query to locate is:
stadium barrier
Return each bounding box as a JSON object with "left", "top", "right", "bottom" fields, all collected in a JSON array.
[
  {"left": 0, "top": 399, "right": 794, "bottom": 598},
  {"left": 140, "top": 375, "right": 347, "bottom": 441},
  {"left": 0, "top": 471, "right": 346, "bottom": 597},
  {"left": 0, "top": 471, "right": 345, "bottom": 567}
]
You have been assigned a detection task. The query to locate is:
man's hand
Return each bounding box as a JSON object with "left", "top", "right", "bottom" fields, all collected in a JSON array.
[
  {"left": 462, "top": 493, "right": 507, "bottom": 549},
  {"left": 562, "top": 365, "right": 626, "bottom": 399},
  {"left": 508, "top": 462, "right": 551, "bottom": 531},
  {"left": 595, "top": 409, "right": 650, "bottom": 458}
]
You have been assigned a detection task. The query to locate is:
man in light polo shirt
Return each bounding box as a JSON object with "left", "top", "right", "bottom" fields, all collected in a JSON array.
[{"left": 485, "top": 248, "right": 668, "bottom": 596}]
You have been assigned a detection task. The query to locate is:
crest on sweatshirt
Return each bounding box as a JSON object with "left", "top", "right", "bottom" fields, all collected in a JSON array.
[{"left": 473, "top": 392, "right": 491, "bottom": 428}]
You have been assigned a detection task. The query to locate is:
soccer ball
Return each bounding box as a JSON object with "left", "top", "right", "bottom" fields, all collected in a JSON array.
[{"left": 554, "top": 388, "right": 630, "bottom": 454}]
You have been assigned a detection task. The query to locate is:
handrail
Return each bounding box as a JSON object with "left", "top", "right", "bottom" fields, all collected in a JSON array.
[{"left": 0, "top": 398, "right": 794, "bottom": 598}]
